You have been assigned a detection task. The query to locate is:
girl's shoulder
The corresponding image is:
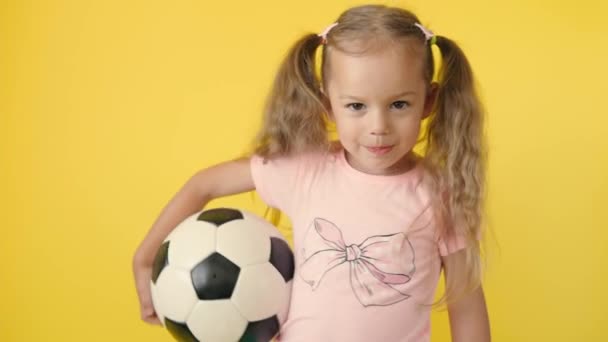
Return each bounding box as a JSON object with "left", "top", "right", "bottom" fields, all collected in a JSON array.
[
  {"left": 251, "top": 143, "right": 338, "bottom": 173},
  {"left": 274, "top": 141, "right": 343, "bottom": 165}
]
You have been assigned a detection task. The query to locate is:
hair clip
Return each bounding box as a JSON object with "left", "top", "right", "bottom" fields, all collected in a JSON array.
[
  {"left": 318, "top": 22, "right": 339, "bottom": 44},
  {"left": 414, "top": 23, "right": 437, "bottom": 45}
]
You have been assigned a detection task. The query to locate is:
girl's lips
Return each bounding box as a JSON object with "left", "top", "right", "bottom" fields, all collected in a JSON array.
[{"left": 366, "top": 145, "right": 394, "bottom": 155}]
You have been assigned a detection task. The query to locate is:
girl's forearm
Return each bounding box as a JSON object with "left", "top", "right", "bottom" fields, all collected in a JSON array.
[
  {"left": 448, "top": 286, "right": 491, "bottom": 342},
  {"left": 134, "top": 172, "right": 210, "bottom": 264},
  {"left": 133, "top": 158, "right": 255, "bottom": 266}
]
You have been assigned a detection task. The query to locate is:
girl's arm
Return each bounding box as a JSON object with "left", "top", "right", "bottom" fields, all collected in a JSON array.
[
  {"left": 132, "top": 157, "right": 255, "bottom": 324},
  {"left": 442, "top": 250, "right": 491, "bottom": 342}
]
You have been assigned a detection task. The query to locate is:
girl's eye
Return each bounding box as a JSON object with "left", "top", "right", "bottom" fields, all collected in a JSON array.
[
  {"left": 392, "top": 101, "right": 410, "bottom": 109},
  {"left": 346, "top": 103, "right": 365, "bottom": 111}
]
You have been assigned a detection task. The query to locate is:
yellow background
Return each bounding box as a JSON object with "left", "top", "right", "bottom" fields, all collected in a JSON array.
[{"left": 1, "top": 0, "right": 607, "bottom": 341}]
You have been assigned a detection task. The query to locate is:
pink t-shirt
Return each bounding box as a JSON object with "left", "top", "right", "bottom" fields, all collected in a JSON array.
[{"left": 250, "top": 148, "right": 466, "bottom": 342}]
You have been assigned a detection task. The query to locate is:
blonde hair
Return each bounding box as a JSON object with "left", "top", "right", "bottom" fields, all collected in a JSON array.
[{"left": 251, "top": 4, "right": 487, "bottom": 307}]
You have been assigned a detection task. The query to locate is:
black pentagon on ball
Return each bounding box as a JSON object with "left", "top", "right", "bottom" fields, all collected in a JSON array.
[
  {"left": 165, "top": 317, "right": 199, "bottom": 342},
  {"left": 191, "top": 252, "right": 240, "bottom": 300},
  {"left": 239, "top": 315, "right": 280, "bottom": 342},
  {"left": 269, "top": 237, "right": 295, "bottom": 282},
  {"left": 151, "top": 241, "right": 170, "bottom": 284},
  {"left": 197, "top": 208, "right": 244, "bottom": 226}
]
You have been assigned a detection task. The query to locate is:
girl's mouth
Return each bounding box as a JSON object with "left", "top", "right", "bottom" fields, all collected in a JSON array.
[{"left": 365, "top": 145, "right": 394, "bottom": 156}]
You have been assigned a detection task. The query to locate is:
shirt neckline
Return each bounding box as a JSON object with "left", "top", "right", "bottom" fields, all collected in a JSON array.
[{"left": 335, "top": 147, "right": 422, "bottom": 184}]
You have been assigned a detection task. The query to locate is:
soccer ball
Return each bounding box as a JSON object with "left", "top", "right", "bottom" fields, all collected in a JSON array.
[{"left": 150, "top": 207, "right": 294, "bottom": 342}]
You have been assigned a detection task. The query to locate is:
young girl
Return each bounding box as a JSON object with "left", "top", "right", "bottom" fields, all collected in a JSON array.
[{"left": 133, "top": 4, "right": 490, "bottom": 341}]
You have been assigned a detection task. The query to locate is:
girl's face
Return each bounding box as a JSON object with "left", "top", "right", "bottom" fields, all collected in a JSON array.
[{"left": 325, "top": 42, "right": 435, "bottom": 176}]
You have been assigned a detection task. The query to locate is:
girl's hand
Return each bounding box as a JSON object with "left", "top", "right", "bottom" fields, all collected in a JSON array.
[{"left": 133, "top": 253, "right": 162, "bottom": 325}]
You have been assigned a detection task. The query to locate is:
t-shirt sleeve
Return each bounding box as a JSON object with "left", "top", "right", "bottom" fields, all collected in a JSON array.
[
  {"left": 437, "top": 230, "right": 468, "bottom": 256},
  {"left": 414, "top": 179, "right": 472, "bottom": 257},
  {"left": 249, "top": 154, "right": 300, "bottom": 213},
  {"left": 435, "top": 218, "right": 482, "bottom": 256}
]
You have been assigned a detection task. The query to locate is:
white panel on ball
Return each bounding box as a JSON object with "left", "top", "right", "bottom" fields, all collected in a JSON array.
[
  {"left": 232, "top": 263, "right": 288, "bottom": 322},
  {"left": 151, "top": 266, "right": 199, "bottom": 323},
  {"left": 216, "top": 219, "right": 271, "bottom": 267},
  {"left": 166, "top": 214, "right": 217, "bottom": 270},
  {"left": 241, "top": 210, "right": 285, "bottom": 240},
  {"left": 187, "top": 299, "right": 248, "bottom": 341}
]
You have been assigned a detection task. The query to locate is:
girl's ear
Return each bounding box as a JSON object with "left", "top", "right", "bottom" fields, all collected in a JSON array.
[{"left": 422, "top": 82, "right": 439, "bottom": 119}]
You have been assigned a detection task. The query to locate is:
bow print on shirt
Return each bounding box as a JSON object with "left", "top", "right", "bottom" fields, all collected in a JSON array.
[{"left": 298, "top": 217, "right": 423, "bottom": 307}]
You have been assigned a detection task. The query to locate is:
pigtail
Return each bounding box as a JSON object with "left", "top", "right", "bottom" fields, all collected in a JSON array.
[
  {"left": 424, "top": 35, "right": 487, "bottom": 303},
  {"left": 253, "top": 34, "right": 330, "bottom": 157},
  {"left": 251, "top": 34, "right": 330, "bottom": 227}
]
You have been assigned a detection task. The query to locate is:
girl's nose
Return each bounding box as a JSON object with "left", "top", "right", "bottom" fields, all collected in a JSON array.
[{"left": 369, "top": 112, "right": 390, "bottom": 135}]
